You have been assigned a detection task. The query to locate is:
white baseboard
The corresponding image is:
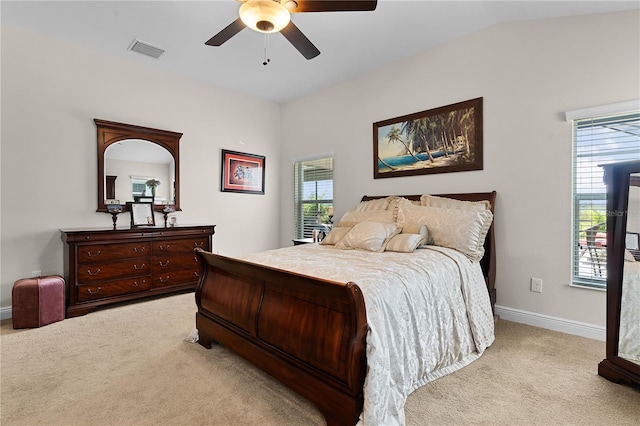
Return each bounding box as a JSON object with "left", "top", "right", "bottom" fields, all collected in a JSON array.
[
  {"left": 494, "top": 305, "right": 606, "bottom": 341},
  {"left": 1, "top": 306, "right": 12, "bottom": 321}
]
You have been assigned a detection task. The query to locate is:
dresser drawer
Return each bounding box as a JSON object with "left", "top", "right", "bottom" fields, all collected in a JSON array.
[
  {"left": 61, "top": 225, "right": 214, "bottom": 317},
  {"left": 77, "top": 257, "right": 151, "bottom": 284},
  {"left": 77, "top": 242, "right": 151, "bottom": 263},
  {"left": 153, "top": 238, "right": 208, "bottom": 254},
  {"left": 153, "top": 253, "right": 201, "bottom": 273},
  {"left": 153, "top": 269, "right": 201, "bottom": 288},
  {"left": 77, "top": 276, "right": 152, "bottom": 302}
]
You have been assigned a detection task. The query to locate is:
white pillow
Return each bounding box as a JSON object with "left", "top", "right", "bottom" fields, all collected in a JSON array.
[
  {"left": 396, "top": 198, "right": 493, "bottom": 261},
  {"left": 625, "top": 249, "right": 637, "bottom": 262},
  {"left": 385, "top": 233, "right": 424, "bottom": 253},
  {"left": 319, "top": 227, "right": 352, "bottom": 245},
  {"left": 420, "top": 194, "right": 490, "bottom": 211},
  {"left": 354, "top": 196, "right": 397, "bottom": 212},
  {"left": 335, "top": 221, "right": 402, "bottom": 252},
  {"left": 336, "top": 208, "right": 395, "bottom": 228}
]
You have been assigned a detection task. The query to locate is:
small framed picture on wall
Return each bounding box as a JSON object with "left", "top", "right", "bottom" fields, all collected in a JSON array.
[{"left": 221, "top": 149, "right": 265, "bottom": 195}]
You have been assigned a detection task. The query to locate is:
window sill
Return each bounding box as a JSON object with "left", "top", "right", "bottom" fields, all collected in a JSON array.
[{"left": 570, "top": 282, "right": 606, "bottom": 292}]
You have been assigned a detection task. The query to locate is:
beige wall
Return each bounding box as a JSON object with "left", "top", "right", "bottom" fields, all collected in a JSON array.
[
  {"left": 0, "top": 26, "right": 282, "bottom": 312},
  {"left": 2, "top": 10, "right": 639, "bottom": 329},
  {"left": 279, "top": 10, "right": 640, "bottom": 328}
]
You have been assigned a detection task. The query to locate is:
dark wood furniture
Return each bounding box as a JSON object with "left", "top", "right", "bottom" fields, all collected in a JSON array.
[
  {"left": 95, "top": 119, "right": 182, "bottom": 213},
  {"left": 195, "top": 192, "right": 496, "bottom": 426},
  {"left": 599, "top": 161, "right": 640, "bottom": 386},
  {"left": 61, "top": 224, "right": 214, "bottom": 317}
]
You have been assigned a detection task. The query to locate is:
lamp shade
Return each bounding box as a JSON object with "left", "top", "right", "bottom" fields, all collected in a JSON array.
[{"left": 239, "top": 0, "right": 291, "bottom": 33}]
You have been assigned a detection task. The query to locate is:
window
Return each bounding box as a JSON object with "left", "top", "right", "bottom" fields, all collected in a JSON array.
[
  {"left": 131, "top": 177, "right": 149, "bottom": 196},
  {"left": 294, "top": 156, "right": 334, "bottom": 239},
  {"left": 568, "top": 101, "right": 640, "bottom": 288},
  {"left": 131, "top": 176, "right": 158, "bottom": 197}
]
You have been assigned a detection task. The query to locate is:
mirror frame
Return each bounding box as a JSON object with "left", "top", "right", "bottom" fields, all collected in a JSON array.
[
  {"left": 95, "top": 119, "right": 182, "bottom": 213},
  {"left": 599, "top": 160, "right": 640, "bottom": 386}
]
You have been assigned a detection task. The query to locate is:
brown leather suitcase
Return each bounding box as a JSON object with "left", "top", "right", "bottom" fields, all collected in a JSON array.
[{"left": 12, "top": 275, "right": 65, "bottom": 328}]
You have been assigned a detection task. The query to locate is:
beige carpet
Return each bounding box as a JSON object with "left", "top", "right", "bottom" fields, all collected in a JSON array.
[{"left": 1, "top": 292, "right": 638, "bottom": 426}]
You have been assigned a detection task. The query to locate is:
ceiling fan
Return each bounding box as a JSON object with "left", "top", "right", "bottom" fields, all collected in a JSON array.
[{"left": 205, "top": 0, "right": 378, "bottom": 60}]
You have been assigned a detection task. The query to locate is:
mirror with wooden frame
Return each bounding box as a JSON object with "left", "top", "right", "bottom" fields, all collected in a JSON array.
[
  {"left": 599, "top": 160, "right": 640, "bottom": 386},
  {"left": 95, "top": 119, "right": 182, "bottom": 213}
]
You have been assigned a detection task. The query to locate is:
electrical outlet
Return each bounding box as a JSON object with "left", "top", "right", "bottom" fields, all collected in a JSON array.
[
  {"left": 31, "top": 270, "right": 42, "bottom": 277},
  {"left": 531, "top": 277, "right": 543, "bottom": 293}
]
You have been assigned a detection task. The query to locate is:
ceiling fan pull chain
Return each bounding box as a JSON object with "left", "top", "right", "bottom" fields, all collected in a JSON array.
[{"left": 263, "top": 34, "right": 271, "bottom": 66}]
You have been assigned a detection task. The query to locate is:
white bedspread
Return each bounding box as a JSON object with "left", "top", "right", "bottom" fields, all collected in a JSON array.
[
  {"left": 236, "top": 244, "right": 495, "bottom": 426},
  {"left": 620, "top": 257, "right": 640, "bottom": 362}
]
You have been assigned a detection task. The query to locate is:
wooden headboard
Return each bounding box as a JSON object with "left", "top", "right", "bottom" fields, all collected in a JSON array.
[{"left": 361, "top": 191, "right": 497, "bottom": 309}]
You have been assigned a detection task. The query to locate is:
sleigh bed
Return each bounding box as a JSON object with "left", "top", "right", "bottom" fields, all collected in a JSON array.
[{"left": 195, "top": 192, "right": 496, "bottom": 425}]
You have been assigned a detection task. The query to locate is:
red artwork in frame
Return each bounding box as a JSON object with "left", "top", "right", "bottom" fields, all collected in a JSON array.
[{"left": 221, "top": 149, "right": 265, "bottom": 194}]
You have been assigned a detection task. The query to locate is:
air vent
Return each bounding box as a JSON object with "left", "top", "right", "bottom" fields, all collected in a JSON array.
[{"left": 128, "top": 39, "right": 165, "bottom": 59}]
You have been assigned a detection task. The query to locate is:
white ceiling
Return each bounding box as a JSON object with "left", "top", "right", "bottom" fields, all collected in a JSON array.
[{"left": 2, "top": 1, "right": 638, "bottom": 104}]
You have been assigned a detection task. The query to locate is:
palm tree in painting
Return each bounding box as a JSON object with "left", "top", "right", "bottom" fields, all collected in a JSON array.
[
  {"left": 386, "top": 125, "right": 421, "bottom": 162},
  {"left": 378, "top": 156, "right": 396, "bottom": 170},
  {"left": 458, "top": 107, "right": 475, "bottom": 157},
  {"left": 402, "top": 118, "right": 435, "bottom": 162}
]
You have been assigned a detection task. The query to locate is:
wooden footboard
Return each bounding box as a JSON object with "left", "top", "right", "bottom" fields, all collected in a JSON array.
[{"left": 194, "top": 249, "right": 368, "bottom": 426}]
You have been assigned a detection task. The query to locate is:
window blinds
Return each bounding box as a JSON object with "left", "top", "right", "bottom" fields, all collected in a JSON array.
[
  {"left": 572, "top": 111, "right": 640, "bottom": 287},
  {"left": 294, "top": 157, "right": 334, "bottom": 239}
]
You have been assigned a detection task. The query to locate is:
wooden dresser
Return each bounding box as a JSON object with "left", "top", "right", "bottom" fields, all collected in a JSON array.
[{"left": 61, "top": 224, "right": 215, "bottom": 317}]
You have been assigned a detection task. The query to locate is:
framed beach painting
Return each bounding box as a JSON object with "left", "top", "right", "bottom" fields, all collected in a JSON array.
[
  {"left": 373, "top": 97, "right": 483, "bottom": 179},
  {"left": 221, "top": 149, "right": 265, "bottom": 194}
]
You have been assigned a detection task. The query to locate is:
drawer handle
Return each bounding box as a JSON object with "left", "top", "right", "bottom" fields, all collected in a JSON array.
[
  {"left": 87, "top": 268, "right": 101, "bottom": 276},
  {"left": 193, "top": 256, "right": 199, "bottom": 262},
  {"left": 87, "top": 287, "right": 102, "bottom": 294},
  {"left": 194, "top": 272, "right": 200, "bottom": 277},
  {"left": 133, "top": 247, "right": 146, "bottom": 253},
  {"left": 193, "top": 242, "right": 204, "bottom": 248},
  {"left": 159, "top": 275, "right": 170, "bottom": 283},
  {"left": 159, "top": 245, "right": 170, "bottom": 251},
  {"left": 87, "top": 250, "right": 101, "bottom": 257},
  {"left": 133, "top": 263, "right": 146, "bottom": 270},
  {"left": 133, "top": 280, "right": 146, "bottom": 287},
  {"left": 159, "top": 260, "right": 170, "bottom": 267}
]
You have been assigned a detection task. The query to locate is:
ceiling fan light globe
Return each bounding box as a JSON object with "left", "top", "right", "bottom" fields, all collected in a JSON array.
[{"left": 239, "top": 0, "right": 291, "bottom": 34}]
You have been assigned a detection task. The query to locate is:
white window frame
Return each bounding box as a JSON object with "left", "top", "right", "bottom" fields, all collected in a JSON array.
[
  {"left": 293, "top": 154, "right": 334, "bottom": 240},
  {"left": 566, "top": 100, "right": 640, "bottom": 289}
]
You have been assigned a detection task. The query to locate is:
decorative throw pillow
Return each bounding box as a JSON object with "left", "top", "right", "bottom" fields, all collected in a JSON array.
[
  {"left": 354, "top": 196, "right": 397, "bottom": 212},
  {"left": 335, "top": 221, "right": 402, "bottom": 252},
  {"left": 336, "top": 208, "right": 395, "bottom": 228},
  {"left": 420, "top": 194, "right": 491, "bottom": 211},
  {"left": 398, "top": 223, "right": 434, "bottom": 247},
  {"left": 385, "top": 233, "right": 424, "bottom": 253},
  {"left": 319, "top": 227, "right": 352, "bottom": 245},
  {"left": 396, "top": 198, "right": 493, "bottom": 261}
]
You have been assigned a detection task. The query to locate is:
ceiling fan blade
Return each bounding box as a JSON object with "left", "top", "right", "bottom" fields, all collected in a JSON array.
[
  {"left": 205, "top": 18, "right": 246, "bottom": 46},
  {"left": 287, "top": 0, "right": 377, "bottom": 13},
  {"left": 280, "top": 21, "right": 321, "bottom": 60}
]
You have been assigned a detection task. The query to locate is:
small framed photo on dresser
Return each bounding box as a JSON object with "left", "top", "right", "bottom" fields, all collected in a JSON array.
[
  {"left": 128, "top": 202, "right": 155, "bottom": 227},
  {"left": 106, "top": 204, "right": 123, "bottom": 213}
]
